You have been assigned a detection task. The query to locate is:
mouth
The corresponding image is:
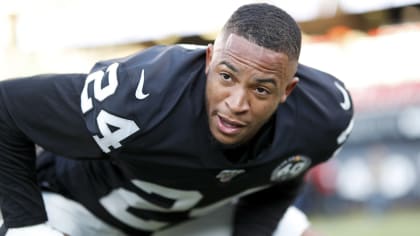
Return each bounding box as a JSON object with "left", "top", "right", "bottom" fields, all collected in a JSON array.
[{"left": 216, "top": 114, "right": 246, "bottom": 136}]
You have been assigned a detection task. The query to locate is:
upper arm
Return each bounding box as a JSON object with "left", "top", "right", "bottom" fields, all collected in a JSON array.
[
  {"left": 294, "top": 64, "right": 354, "bottom": 164},
  {"left": 0, "top": 74, "right": 102, "bottom": 158},
  {"left": 233, "top": 177, "right": 305, "bottom": 236}
]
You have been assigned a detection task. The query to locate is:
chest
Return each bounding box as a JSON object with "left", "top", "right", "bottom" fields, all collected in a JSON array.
[{"left": 111, "top": 145, "right": 311, "bottom": 207}]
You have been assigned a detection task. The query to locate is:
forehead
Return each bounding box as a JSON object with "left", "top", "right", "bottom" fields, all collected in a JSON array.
[{"left": 213, "top": 33, "right": 292, "bottom": 74}]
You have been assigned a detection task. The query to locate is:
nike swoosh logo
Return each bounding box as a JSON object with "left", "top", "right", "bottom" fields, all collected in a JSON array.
[
  {"left": 334, "top": 81, "right": 351, "bottom": 110},
  {"left": 337, "top": 118, "right": 354, "bottom": 144},
  {"left": 135, "top": 69, "right": 150, "bottom": 100}
]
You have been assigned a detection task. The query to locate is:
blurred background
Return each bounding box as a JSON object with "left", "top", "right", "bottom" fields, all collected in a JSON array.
[{"left": 1, "top": 0, "right": 420, "bottom": 235}]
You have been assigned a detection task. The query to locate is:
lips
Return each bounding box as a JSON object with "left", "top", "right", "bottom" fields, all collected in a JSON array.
[{"left": 217, "top": 114, "right": 246, "bottom": 135}]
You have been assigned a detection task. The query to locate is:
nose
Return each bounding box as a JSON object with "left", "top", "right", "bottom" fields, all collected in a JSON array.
[{"left": 225, "top": 88, "right": 250, "bottom": 114}]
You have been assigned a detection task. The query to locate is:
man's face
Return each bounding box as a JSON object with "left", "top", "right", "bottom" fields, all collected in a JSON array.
[{"left": 205, "top": 33, "right": 298, "bottom": 145}]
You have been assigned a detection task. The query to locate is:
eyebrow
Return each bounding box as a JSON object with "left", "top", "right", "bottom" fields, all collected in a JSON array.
[
  {"left": 255, "top": 78, "right": 277, "bottom": 86},
  {"left": 219, "top": 60, "right": 278, "bottom": 87},
  {"left": 219, "top": 61, "right": 238, "bottom": 72}
]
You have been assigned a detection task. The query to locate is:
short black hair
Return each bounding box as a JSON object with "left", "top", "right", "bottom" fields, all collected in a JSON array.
[{"left": 222, "top": 3, "right": 302, "bottom": 61}]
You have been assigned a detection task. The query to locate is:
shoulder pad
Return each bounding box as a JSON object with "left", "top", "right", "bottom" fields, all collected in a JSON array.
[
  {"left": 285, "top": 64, "right": 354, "bottom": 163},
  {"left": 80, "top": 45, "right": 206, "bottom": 153}
]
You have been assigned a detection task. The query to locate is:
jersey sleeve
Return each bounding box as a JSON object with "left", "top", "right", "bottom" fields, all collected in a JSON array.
[
  {"left": 80, "top": 45, "right": 206, "bottom": 154},
  {"left": 294, "top": 64, "right": 354, "bottom": 165},
  {"left": 0, "top": 74, "right": 103, "bottom": 228}
]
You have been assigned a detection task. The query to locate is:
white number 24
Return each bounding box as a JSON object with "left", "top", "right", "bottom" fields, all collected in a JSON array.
[
  {"left": 80, "top": 63, "right": 140, "bottom": 153},
  {"left": 99, "top": 179, "right": 268, "bottom": 231}
]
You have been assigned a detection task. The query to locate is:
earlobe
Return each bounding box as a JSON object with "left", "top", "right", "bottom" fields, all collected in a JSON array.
[{"left": 205, "top": 44, "right": 213, "bottom": 74}]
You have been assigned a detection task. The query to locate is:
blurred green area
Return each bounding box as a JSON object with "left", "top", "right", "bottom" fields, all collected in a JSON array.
[{"left": 311, "top": 208, "right": 420, "bottom": 236}]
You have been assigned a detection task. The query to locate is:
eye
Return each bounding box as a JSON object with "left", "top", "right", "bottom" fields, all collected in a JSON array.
[
  {"left": 220, "top": 73, "right": 232, "bottom": 81},
  {"left": 255, "top": 87, "right": 270, "bottom": 96}
]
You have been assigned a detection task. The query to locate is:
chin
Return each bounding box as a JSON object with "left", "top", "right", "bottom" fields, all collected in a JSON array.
[{"left": 211, "top": 131, "right": 244, "bottom": 148}]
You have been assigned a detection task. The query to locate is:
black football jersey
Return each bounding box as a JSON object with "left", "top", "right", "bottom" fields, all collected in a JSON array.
[{"left": 0, "top": 45, "right": 353, "bottom": 235}]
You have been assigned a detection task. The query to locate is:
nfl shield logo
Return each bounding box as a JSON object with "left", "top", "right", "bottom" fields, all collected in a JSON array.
[{"left": 216, "top": 169, "right": 245, "bottom": 183}]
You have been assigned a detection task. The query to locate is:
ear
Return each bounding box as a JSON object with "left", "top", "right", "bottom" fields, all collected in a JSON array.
[
  {"left": 280, "top": 76, "right": 299, "bottom": 103},
  {"left": 205, "top": 44, "right": 213, "bottom": 75}
]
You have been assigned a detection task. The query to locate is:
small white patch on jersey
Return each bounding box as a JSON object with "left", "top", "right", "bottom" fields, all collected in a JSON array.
[
  {"left": 271, "top": 156, "right": 311, "bottom": 182},
  {"left": 135, "top": 69, "right": 150, "bottom": 100},
  {"left": 216, "top": 169, "right": 245, "bottom": 183},
  {"left": 334, "top": 81, "right": 351, "bottom": 110},
  {"left": 177, "top": 44, "right": 207, "bottom": 50}
]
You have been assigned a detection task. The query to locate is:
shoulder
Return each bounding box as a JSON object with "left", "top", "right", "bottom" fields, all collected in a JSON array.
[
  {"left": 80, "top": 45, "right": 207, "bottom": 153},
  {"left": 87, "top": 44, "right": 206, "bottom": 105},
  {"left": 281, "top": 64, "right": 354, "bottom": 163},
  {"left": 294, "top": 63, "right": 353, "bottom": 127}
]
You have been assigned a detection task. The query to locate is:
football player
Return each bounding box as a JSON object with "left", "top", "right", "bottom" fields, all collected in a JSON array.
[{"left": 0, "top": 3, "right": 353, "bottom": 236}]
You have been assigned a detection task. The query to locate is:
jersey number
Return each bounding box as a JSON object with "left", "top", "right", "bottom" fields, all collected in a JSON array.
[
  {"left": 100, "top": 180, "right": 202, "bottom": 231},
  {"left": 99, "top": 179, "right": 268, "bottom": 231},
  {"left": 81, "top": 63, "right": 140, "bottom": 153}
]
